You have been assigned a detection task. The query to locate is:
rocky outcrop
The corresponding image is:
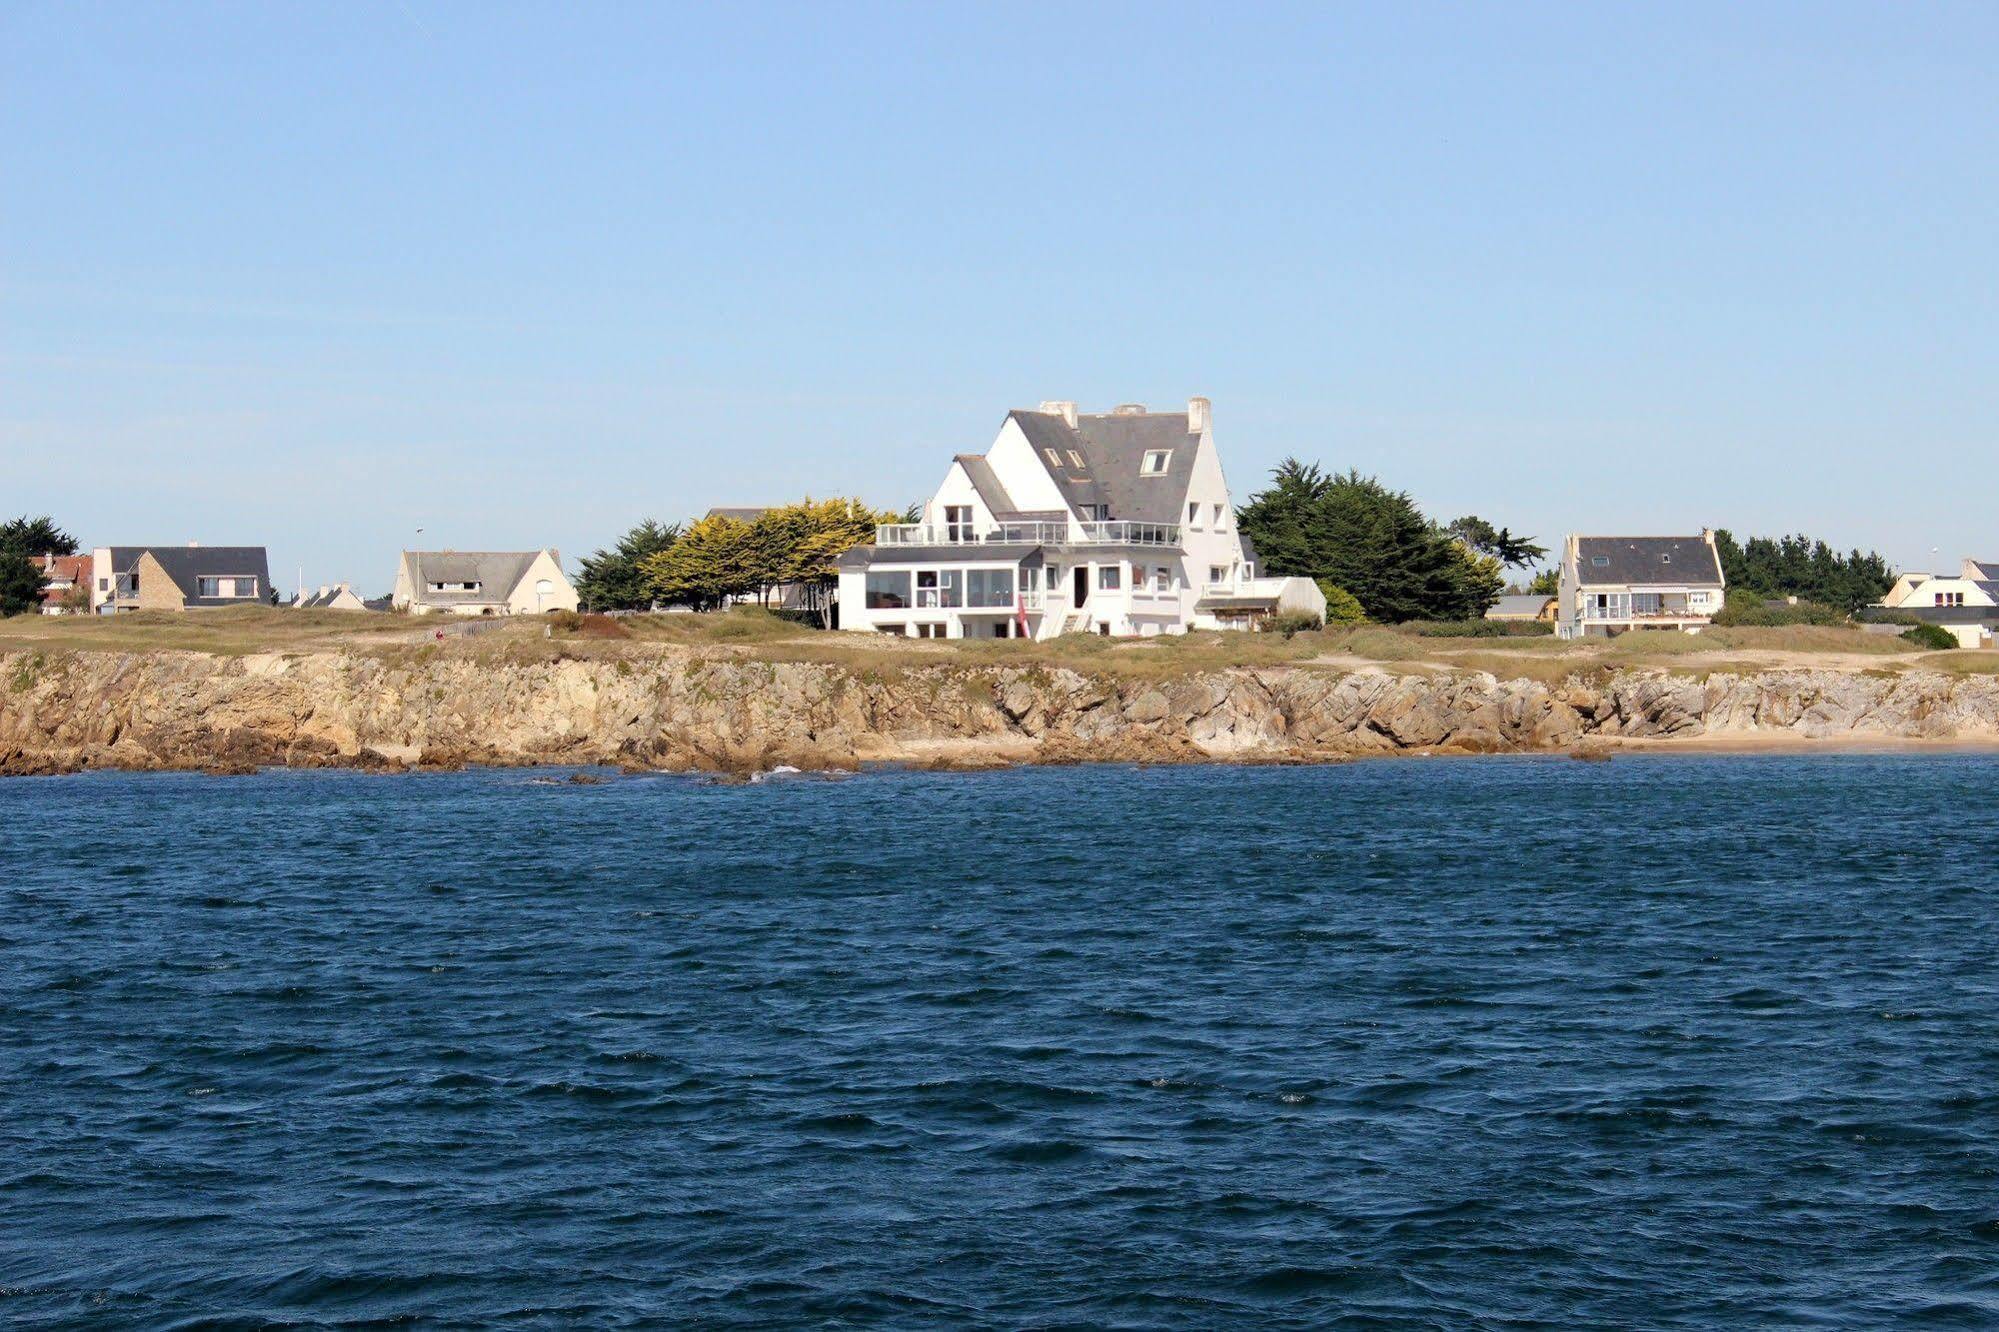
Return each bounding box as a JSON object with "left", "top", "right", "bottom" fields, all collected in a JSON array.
[{"left": 3, "top": 648, "right": 1997, "bottom": 775}]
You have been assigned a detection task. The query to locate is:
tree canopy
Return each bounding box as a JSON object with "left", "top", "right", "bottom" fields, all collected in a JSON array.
[
  {"left": 1447, "top": 515, "right": 1547, "bottom": 569},
  {"left": 1236, "top": 461, "right": 1503, "bottom": 621},
  {"left": 636, "top": 498, "right": 906, "bottom": 620},
  {"left": 575, "top": 520, "right": 682, "bottom": 611},
  {"left": 1712, "top": 530, "right": 1894, "bottom": 613},
  {"left": 0, "top": 515, "right": 77, "bottom": 557}
]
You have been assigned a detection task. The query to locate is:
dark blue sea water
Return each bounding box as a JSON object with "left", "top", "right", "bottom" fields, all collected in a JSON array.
[{"left": 5, "top": 756, "right": 1999, "bottom": 1328}]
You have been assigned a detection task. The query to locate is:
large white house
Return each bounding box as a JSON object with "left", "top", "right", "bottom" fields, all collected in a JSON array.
[
  {"left": 1555, "top": 532, "right": 1726, "bottom": 638},
  {"left": 837, "top": 398, "right": 1324, "bottom": 639},
  {"left": 391, "top": 550, "right": 578, "bottom": 616}
]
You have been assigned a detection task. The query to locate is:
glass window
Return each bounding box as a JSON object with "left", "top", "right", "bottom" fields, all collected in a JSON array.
[
  {"left": 1187, "top": 503, "right": 1201, "bottom": 527},
  {"left": 1154, "top": 568, "right": 1171, "bottom": 591},
  {"left": 1140, "top": 450, "right": 1170, "bottom": 475},
  {"left": 1067, "top": 450, "right": 1085, "bottom": 469},
  {"left": 966, "top": 568, "right": 1014, "bottom": 607},
  {"left": 1097, "top": 565, "right": 1121, "bottom": 591},
  {"left": 916, "top": 570, "right": 961, "bottom": 608},
  {"left": 866, "top": 570, "right": 912, "bottom": 609},
  {"left": 1044, "top": 448, "right": 1062, "bottom": 467}
]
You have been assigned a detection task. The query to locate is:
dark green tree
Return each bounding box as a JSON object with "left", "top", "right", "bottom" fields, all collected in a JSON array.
[
  {"left": 1448, "top": 515, "right": 1547, "bottom": 569},
  {"left": 1712, "top": 530, "right": 1893, "bottom": 613},
  {"left": 0, "top": 551, "right": 44, "bottom": 616},
  {"left": 575, "top": 520, "right": 682, "bottom": 611},
  {"left": 1237, "top": 461, "right": 1500, "bottom": 621},
  {"left": 0, "top": 515, "right": 77, "bottom": 557}
]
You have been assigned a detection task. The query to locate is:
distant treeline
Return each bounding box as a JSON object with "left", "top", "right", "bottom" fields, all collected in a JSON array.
[{"left": 1712, "top": 531, "right": 1893, "bottom": 614}]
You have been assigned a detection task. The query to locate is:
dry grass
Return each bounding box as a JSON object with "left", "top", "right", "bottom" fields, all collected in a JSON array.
[{"left": 3, "top": 605, "right": 1989, "bottom": 683}]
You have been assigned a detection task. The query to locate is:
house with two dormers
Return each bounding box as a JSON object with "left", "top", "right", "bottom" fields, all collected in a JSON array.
[
  {"left": 837, "top": 398, "right": 1325, "bottom": 639},
  {"left": 1555, "top": 531, "right": 1727, "bottom": 638}
]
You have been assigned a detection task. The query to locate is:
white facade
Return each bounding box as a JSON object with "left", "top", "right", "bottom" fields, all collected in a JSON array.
[
  {"left": 839, "top": 399, "right": 1325, "bottom": 640},
  {"left": 1555, "top": 532, "right": 1727, "bottom": 639}
]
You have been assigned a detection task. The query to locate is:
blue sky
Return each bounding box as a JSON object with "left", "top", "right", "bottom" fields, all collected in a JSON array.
[{"left": 4, "top": 2, "right": 1993, "bottom": 592}]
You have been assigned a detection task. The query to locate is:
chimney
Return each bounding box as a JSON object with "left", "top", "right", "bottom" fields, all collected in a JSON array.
[
  {"left": 187, "top": 539, "right": 200, "bottom": 547},
  {"left": 1039, "top": 400, "right": 1078, "bottom": 428},
  {"left": 1188, "top": 396, "right": 1211, "bottom": 433}
]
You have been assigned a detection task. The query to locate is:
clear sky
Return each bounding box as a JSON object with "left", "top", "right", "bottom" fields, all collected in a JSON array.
[{"left": 4, "top": 2, "right": 1993, "bottom": 593}]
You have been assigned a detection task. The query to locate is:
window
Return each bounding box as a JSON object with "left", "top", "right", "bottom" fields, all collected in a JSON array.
[
  {"left": 1153, "top": 567, "right": 1171, "bottom": 592},
  {"left": 865, "top": 570, "right": 912, "bottom": 609},
  {"left": 966, "top": 568, "right": 1014, "bottom": 607},
  {"left": 915, "top": 623, "right": 946, "bottom": 639},
  {"left": 1140, "top": 450, "right": 1171, "bottom": 475},
  {"left": 944, "top": 505, "right": 973, "bottom": 541},
  {"left": 1043, "top": 448, "right": 1062, "bottom": 468},
  {"left": 1212, "top": 504, "right": 1225, "bottom": 528},
  {"left": 1210, "top": 565, "right": 1227, "bottom": 586},
  {"left": 1046, "top": 562, "right": 1060, "bottom": 589},
  {"left": 1591, "top": 556, "right": 1610, "bottom": 568},
  {"left": 1022, "top": 567, "right": 1040, "bottom": 592},
  {"left": 198, "top": 576, "right": 256, "bottom": 598},
  {"left": 991, "top": 621, "right": 1012, "bottom": 639},
  {"left": 1660, "top": 553, "right": 1672, "bottom": 565},
  {"left": 1067, "top": 450, "right": 1086, "bottom": 469},
  {"left": 1188, "top": 502, "right": 1201, "bottom": 527},
  {"left": 1243, "top": 562, "right": 1255, "bottom": 579},
  {"left": 429, "top": 581, "right": 481, "bottom": 593},
  {"left": 916, "top": 570, "right": 961, "bottom": 608},
  {"left": 98, "top": 577, "right": 108, "bottom": 592},
  {"left": 1097, "top": 565, "right": 1122, "bottom": 591}
]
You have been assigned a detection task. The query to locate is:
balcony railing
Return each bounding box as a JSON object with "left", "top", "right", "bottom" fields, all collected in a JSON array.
[{"left": 874, "top": 521, "right": 1181, "bottom": 548}]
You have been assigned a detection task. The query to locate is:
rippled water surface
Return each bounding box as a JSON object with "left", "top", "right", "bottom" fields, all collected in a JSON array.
[{"left": 6, "top": 756, "right": 1999, "bottom": 1328}]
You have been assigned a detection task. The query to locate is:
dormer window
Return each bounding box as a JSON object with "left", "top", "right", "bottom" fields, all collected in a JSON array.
[
  {"left": 1140, "top": 449, "right": 1171, "bottom": 475},
  {"left": 1660, "top": 553, "right": 1672, "bottom": 564}
]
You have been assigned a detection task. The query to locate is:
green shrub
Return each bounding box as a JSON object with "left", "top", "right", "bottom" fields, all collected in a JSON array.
[
  {"left": 1316, "top": 581, "right": 1367, "bottom": 624},
  {"left": 1711, "top": 599, "right": 1850, "bottom": 628},
  {"left": 1900, "top": 623, "right": 1960, "bottom": 651},
  {"left": 1409, "top": 618, "right": 1554, "bottom": 638},
  {"left": 1270, "top": 609, "right": 1324, "bottom": 639}
]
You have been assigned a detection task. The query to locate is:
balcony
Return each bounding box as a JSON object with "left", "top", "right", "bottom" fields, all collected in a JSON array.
[{"left": 875, "top": 521, "right": 1181, "bottom": 548}]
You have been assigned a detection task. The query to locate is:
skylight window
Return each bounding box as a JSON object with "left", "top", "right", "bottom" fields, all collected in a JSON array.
[
  {"left": 1067, "top": 450, "right": 1086, "bottom": 470},
  {"left": 1043, "top": 448, "right": 1062, "bottom": 468},
  {"left": 1140, "top": 449, "right": 1171, "bottom": 475},
  {"left": 1660, "top": 553, "right": 1672, "bottom": 563},
  {"left": 1591, "top": 556, "right": 1610, "bottom": 568}
]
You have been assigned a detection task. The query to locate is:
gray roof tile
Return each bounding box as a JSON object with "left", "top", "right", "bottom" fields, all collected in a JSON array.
[{"left": 1573, "top": 537, "right": 1723, "bottom": 587}]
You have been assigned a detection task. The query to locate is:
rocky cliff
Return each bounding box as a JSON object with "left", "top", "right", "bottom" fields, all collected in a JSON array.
[{"left": 3, "top": 648, "right": 1998, "bottom": 775}]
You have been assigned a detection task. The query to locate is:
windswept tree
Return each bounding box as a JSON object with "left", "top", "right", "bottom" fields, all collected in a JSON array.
[
  {"left": 575, "top": 519, "right": 682, "bottom": 611},
  {"left": 642, "top": 513, "right": 757, "bottom": 611},
  {"left": 1237, "top": 461, "right": 1501, "bottom": 621},
  {"left": 1447, "top": 515, "right": 1547, "bottom": 569},
  {"left": 0, "top": 515, "right": 77, "bottom": 557}
]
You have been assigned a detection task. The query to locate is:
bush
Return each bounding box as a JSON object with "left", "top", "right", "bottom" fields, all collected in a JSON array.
[
  {"left": 1270, "top": 609, "right": 1324, "bottom": 639},
  {"left": 1900, "top": 623, "right": 1960, "bottom": 651},
  {"left": 1711, "top": 599, "right": 1850, "bottom": 628},
  {"left": 1316, "top": 581, "right": 1366, "bottom": 624},
  {"left": 1409, "top": 618, "right": 1554, "bottom": 638}
]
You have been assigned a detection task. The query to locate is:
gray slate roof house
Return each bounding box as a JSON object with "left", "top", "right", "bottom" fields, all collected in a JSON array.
[
  {"left": 1486, "top": 593, "right": 1556, "bottom": 621},
  {"left": 705, "top": 507, "right": 771, "bottom": 523},
  {"left": 1571, "top": 536, "right": 1725, "bottom": 587},
  {"left": 392, "top": 550, "right": 578, "bottom": 615},
  {"left": 1006, "top": 408, "right": 1203, "bottom": 526},
  {"left": 95, "top": 545, "right": 272, "bottom": 610}
]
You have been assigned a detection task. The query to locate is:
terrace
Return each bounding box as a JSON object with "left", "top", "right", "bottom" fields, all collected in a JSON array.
[{"left": 875, "top": 521, "right": 1181, "bottom": 548}]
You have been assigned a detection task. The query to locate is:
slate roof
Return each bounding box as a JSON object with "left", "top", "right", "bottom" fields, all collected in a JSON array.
[
  {"left": 1572, "top": 537, "right": 1723, "bottom": 587},
  {"left": 838, "top": 544, "right": 1047, "bottom": 569},
  {"left": 294, "top": 584, "right": 372, "bottom": 610},
  {"left": 107, "top": 545, "right": 272, "bottom": 606},
  {"left": 1487, "top": 593, "right": 1556, "bottom": 619},
  {"left": 705, "top": 507, "right": 769, "bottom": 523},
  {"left": 953, "top": 454, "right": 1022, "bottom": 519},
  {"left": 1966, "top": 559, "right": 1999, "bottom": 582},
  {"left": 1007, "top": 409, "right": 1201, "bottom": 526},
  {"left": 403, "top": 551, "right": 541, "bottom": 605}
]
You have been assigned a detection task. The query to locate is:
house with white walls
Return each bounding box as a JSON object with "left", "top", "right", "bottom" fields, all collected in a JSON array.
[
  {"left": 837, "top": 398, "right": 1325, "bottom": 639},
  {"left": 391, "top": 550, "right": 578, "bottom": 616},
  {"left": 1877, "top": 558, "right": 1999, "bottom": 649},
  {"left": 1554, "top": 532, "right": 1726, "bottom": 638}
]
